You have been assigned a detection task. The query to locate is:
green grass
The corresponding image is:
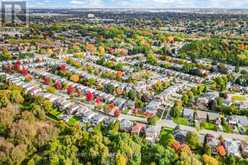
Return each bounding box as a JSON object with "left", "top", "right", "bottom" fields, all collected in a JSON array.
[
  {"left": 160, "top": 127, "right": 173, "bottom": 134},
  {"left": 122, "top": 109, "right": 130, "bottom": 115},
  {"left": 47, "top": 113, "right": 59, "bottom": 121},
  {"left": 222, "top": 124, "right": 233, "bottom": 133},
  {"left": 200, "top": 122, "right": 217, "bottom": 131},
  {"left": 232, "top": 95, "right": 246, "bottom": 102},
  {"left": 173, "top": 117, "right": 189, "bottom": 126},
  {"left": 68, "top": 116, "right": 80, "bottom": 126},
  {"left": 50, "top": 109, "right": 62, "bottom": 117}
]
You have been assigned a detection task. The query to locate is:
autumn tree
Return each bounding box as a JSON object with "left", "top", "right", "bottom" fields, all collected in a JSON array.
[
  {"left": 202, "top": 154, "right": 219, "bottom": 165},
  {"left": 186, "top": 131, "right": 201, "bottom": 150},
  {"left": 70, "top": 74, "right": 80, "bottom": 83},
  {"left": 10, "top": 120, "right": 37, "bottom": 145}
]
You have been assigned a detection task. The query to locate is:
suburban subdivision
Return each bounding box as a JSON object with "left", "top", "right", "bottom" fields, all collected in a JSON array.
[{"left": 1, "top": 7, "right": 248, "bottom": 165}]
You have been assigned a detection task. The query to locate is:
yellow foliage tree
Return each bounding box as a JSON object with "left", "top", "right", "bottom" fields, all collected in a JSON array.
[
  {"left": 85, "top": 43, "right": 96, "bottom": 54},
  {"left": 70, "top": 74, "right": 80, "bottom": 83},
  {"left": 115, "top": 153, "right": 127, "bottom": 165},
  {"left": 202, "top": 154, "right": 219, "bottom": 165},
  {"left": 98, "top": 46, "right": 105, "bottom": 56}
]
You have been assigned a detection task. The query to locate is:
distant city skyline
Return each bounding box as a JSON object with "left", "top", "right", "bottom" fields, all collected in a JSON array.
[{"left": 20, "top": 0, "right": 248, "bottom": 9}]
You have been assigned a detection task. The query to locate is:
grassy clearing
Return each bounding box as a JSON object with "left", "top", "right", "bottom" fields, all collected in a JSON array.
[
  {"left": 232, "top": 95, "right": 247, "bottom": 102},
  {"left": 173, "top": 117, "right": 189, "bottom": 126},
  {"left": 68, "top": 116, "right": 80, "bottom": 126},
  {"left": 200, "top": 122, "right": 217, "bottom": 131}
]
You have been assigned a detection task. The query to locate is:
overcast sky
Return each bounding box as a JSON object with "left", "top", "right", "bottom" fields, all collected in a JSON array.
[{"left": 20, "top": 0, "right": 248, "bottom": 9}]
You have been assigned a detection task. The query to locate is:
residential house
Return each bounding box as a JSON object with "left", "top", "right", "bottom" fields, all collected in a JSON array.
[
  {"left": 120, "top": 119, "right": 133, "bottom": 131},
  {"left": 224, "top": 139, "right": 241, "bottom": 157},
  {"left": 91, "top": 114, "right": 105, "bottom": 125},
  {"left": 131, "top": 123, "right": 146, "bottom": 135},
  {"left": 205, "top": 134, "right": 219, "bottom": 155},
  {"left": 173, "top": 127, "right": 186, "bottom": 144},
  {"left": 183, "top": 108, "right": 194, "bottom": 121},
  {"left": 240, "top": 141, "right": 248, "bottom": 158},
  {"left": 145, "top": 126, "right": 161, "bottom": 143}
]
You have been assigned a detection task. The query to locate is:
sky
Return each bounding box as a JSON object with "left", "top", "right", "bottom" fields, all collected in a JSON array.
[{"left": 5, "top": 0, "right": 248, "bottom": 9}]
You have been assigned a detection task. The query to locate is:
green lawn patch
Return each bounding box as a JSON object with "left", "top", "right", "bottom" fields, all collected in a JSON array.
[
  {"left": 160, "top": 127, "right": 173, "bottom": 135},
  {"left": 200, "top": 122, "right": 217, "bottom": 131},
  {"left": 173, "top": 117, "right": 189, "bottom": 126},
  {"left": 232, "top": 95, "right": 246, "bottom": 102},
  {"left": 68, "top": 116, "right": 80, "bottom": 126},
  {"left": 222, "top": 124, "right": 233, "bottom": 133},
  {"left": 50, "top": 109, "right": 62, "bottom": 117},
  {"left": 122, "top": 109, "right": 130, "bottom": 115}
]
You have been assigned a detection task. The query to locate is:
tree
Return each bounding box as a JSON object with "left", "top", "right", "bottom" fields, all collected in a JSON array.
[
  {"left": 182, "top": 63, "right": 194, "bottom": 73},
  {"left": 186, "top": 131, "right": 201, "bottom": 150},
  {"left": 154, "top": 80, "right": 163, "bottom": 92},
  {"left": 14, "top": 61, "right": 21, "bottom": 71},
  {"left": 21, "top": 111, "right": 36, "bottom": 124},
  {"left": 160, "top": 132, "right": 175, "bottom": 147},
  {"left": 114, "top": 63, "right": 124, "bottom": 71},
  {"left": 224, "top": 155, "right": 236, "bottom": 165},
  {"left": 0, "top": 96, "right": 9, "bottom": 108},
  {"left": 0, "top": 105, "right": 16, "bottom": 129},
  {"left": 21, "top": 68, "right": 29, "bottom": 76},
  {"left": 86, "top": 91, "right": 94, "bottom": 102},
  {"left": 58, "top": 64, "right": 67, "bottom": 73},
  {"left": 87, "top": 78, "right": 96, "bottom": 87},
  {"left": 95, "top": 97, "right": 102, "bottom": 106},
  {"left": 79, "top": 132, "right": 110, "bottom": 164},
  {"left": 114, "top": 110, "right": 121, "bottom": 118},
  {"left": 142, "top": 144, "right": 176, "bottom": 165},
  {"left": 54, "top": 80, "right": 62, "bottom": 90},
  {"left": 182, "top": 94, "right": 189, "bottom": 106},
  {"left": 10, "top": 144, "right": 27, "bottom": 165},
  {"left": 9, "top": 90, "right": 24, "bottom": 104},
  {"left": 31, "top": 104, "right": 46, "bottom": 120},
  {"left": 105, "top": 84, "right": 115, "bottom": 94},
  {"left": 85, "top": 43, "right": 96, "bottom": 54},
  {"left": 135, "top": 99, "right": 144, "bottom": 109},
  {"left": 10, "top": 120, "right": 37, "bottom": 145},
  {"left": 202, "top": 154, "right": 219, "bottom": 165},
  {"left": 98, "top": 46, "right": 105, "bottom": 56},
  {"left": 1, "top": 48, "right": 12, "bottom": 61},
  {"left": 0, "top": 138, "right": 14, "bottom": 162},
  {"left": 116, "top": 71, "right": 124, "bottom": 79},
  {"left": 176, "top": 152, "right": 201, "bottom": 165},
  {"left": 147, "top": 54, "right": 158, "bottom": 65},
  {"left": 170, "top": 101, "right": 183, "bottom": 118},
  {"left": 67, "top": 85, "right": 75, "bottom": 96},
  {"left": 43, "top": 76, "right": 51, "bottom": 85},
  {"left": 147, "top": 116, "right": 160, "bottom": 125},
  {"left": 47, "top": 86, "right": 57, "bottom": 94},
  {"left": 34, "top": 123, "right": 58, "bottom": 148},
  {"left": 116, "top": 152, "right": 127, "bottom": 165},
  {"left": 70, "top": 74, "right": 80, "bottom": 83},
  {"left": 127, "top": 90, "right": 137, "bottom": 100},
  {"left": 110, "top": 133, "right": 141, "bottom": 164}
]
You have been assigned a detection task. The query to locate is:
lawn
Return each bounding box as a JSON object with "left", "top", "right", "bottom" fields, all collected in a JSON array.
[
  {"left": 173, "top": 117, "right": 189, "bottom": 126},
  {"left": 160, "top": 127, "right": 173, "bottom": 135},
  {"left": 67, "top": 116, "right": 80, "bottom": 126},
  {"left": 222, "top": 124, "right": 233, "bottom": 133},
  {"left": 232, "top": 95, "right": 247, "bottom": 102},
  {"left": 122, "top": 109, "right": 130, "bottom": 115},
  {"left": 200, "top": 122, "right": 217, "bottom": 131},
  {"left": 49, "top": 109, "right": 62, "bottom": 118}
]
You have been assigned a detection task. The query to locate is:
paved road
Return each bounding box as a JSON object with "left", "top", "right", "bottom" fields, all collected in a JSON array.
[
  {"left": 121, "top": 114, "right": 147, "bottom": 123},
  {"left": 120, "top": 113, "right": 248, "bottom": 141},
  {"left": 157, "top": 119, "right": 248, "bottom": 141}
]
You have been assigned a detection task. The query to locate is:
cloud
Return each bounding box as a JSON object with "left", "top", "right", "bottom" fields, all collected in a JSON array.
[
  {"left": 70, "top": 0, "right": 105, "bottom": 7},
  {"left": 27, "top": 0, "right": 248, "bottom": 9}
]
